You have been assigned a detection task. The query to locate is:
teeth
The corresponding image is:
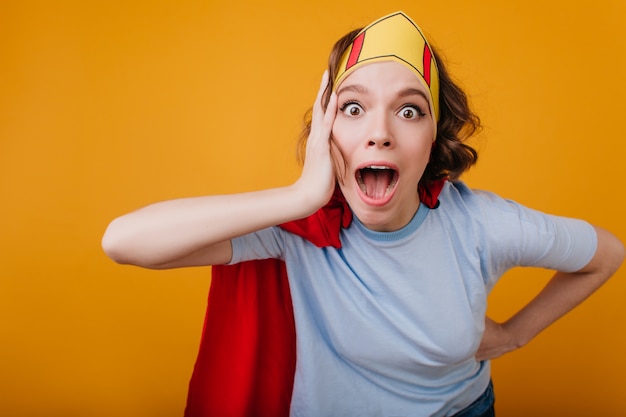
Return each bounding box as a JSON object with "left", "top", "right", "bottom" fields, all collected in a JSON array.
[{"left": 366, "top": 165, "right": 391, "bottom": 170}]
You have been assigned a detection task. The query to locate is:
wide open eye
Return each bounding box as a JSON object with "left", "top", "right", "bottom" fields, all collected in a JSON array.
[
  {"left": 340, "top": 102, "right": 363, "bottom": 117},
  {"left": 398, "top": 105, "right": 425, "bottom": 120}
]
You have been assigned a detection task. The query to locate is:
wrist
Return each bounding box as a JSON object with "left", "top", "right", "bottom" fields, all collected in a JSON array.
[
  {"left": 501, "top": 319, "right": 532, "bottom": 350},
  {"left": 290, "top": 178, "right": 334, "bottom": 217}
]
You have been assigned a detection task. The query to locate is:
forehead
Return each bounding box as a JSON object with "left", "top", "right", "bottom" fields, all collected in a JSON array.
[{"left": 336, "top": 61, "right": 426, "bottom": 94}]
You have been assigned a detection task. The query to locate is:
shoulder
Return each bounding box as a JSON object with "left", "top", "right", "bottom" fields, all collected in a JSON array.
[
  {"left": 436, "top": 181, "right": 524, "bottom": 224},
  {"left": 438, "top": 181, "right": 597, "bottom": 273},
  {"left": 437, "top": 180, "right": 563, "bottom": 239}
]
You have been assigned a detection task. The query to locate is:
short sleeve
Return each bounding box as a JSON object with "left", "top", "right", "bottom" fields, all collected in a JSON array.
[
  {"left": 471, "top": 190, "right": 598, "bottom": 288},
  {"left": 510, "top": 212, "right": 597, "bottom": 272},
  {"left": 525, "top": 213, "right": 597, "bottom": 272},
  {"left": 229, "top": 226, "right": 286, "bottom": 265}
]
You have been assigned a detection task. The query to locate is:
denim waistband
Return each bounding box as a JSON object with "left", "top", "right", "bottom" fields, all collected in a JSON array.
[{"left": 451, "top": 380, "right": 495, "bottom": 417}]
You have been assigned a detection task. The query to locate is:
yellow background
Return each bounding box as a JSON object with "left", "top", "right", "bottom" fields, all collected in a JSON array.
[{"left": 1, "top": 1, "right": 625, "bottom": 415}]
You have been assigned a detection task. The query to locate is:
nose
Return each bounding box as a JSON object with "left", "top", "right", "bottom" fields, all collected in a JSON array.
[{"left": 367, "top": 110, "right": 393, "bottom": 148}]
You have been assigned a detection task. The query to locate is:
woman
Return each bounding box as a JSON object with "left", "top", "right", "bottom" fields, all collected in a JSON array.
[{"left": 102, "top": 12, "right": 624, "bottom": 417}]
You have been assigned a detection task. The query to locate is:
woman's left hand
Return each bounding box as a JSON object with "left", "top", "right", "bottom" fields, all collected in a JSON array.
[{"left": 475, "top": 317, "right": 519, "bottom": 361}]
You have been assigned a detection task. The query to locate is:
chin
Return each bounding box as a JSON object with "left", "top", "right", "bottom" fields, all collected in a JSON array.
[
  {"left": 342, "top": 192, "right": 397, "bottom": 231},
  {"left": 340, "top": 181, "right": 420, "bottom": 232}
]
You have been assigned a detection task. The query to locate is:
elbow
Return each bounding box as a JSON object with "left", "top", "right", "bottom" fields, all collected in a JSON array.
[
  {"left": 101, "top": 219, "right": 172, "bottom": 269},
  {"left": 603, "top": 228, "right": 624, "bottom": 275},
  {"left": 101, "top": 220, "right": 132, "bottom": 265},
  {"left": 101, "top": 238, "right": 126, "bottom": 265},
  {"left": 613, "top": 235, "right": 626, "bottom": 272},
  {"left": 588, "top": 226, "right": 625, "bottom": 279},
  {"left": 101, "top": 218, "right": 150, "bottom": 266}
]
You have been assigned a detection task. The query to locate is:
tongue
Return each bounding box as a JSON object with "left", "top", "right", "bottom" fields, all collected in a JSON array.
[{"left": 362, "top": 169, "right": 393, "bottom": 199}]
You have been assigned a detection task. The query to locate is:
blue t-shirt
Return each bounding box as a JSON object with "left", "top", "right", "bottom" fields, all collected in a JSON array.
[{"left": 229, "top": 181, "right": 597, "bottom": 417}]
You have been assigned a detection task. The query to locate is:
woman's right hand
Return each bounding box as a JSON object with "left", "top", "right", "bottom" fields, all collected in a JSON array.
[{"left": 294, "top": 71, "right": 339, "bottom": 213}]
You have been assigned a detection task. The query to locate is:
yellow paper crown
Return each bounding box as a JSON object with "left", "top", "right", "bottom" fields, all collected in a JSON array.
[{"left": 334, "top": 12, "right": 440, "bottom": 124}]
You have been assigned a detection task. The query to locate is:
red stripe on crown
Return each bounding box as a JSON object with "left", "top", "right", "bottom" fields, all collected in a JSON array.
[
  {"left": 346, "top": 32, "right": 365, "bottom": 70},
  {"left": 423, "top": 44, "right": 432, "bottom": 86}
]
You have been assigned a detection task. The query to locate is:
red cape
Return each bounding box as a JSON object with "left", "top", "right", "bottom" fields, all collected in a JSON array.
[{"left": 184, "top": 181, "right": 444, "bottom": 417}]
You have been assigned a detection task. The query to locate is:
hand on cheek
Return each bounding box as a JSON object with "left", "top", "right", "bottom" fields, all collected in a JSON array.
[{"left": 295, "top": 72, "right": 339, "bottom": 212}]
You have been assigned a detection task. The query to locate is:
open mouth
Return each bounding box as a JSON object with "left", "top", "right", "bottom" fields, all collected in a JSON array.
[{"left": 356, "top": 165, "right": 399, "bottom": 200}]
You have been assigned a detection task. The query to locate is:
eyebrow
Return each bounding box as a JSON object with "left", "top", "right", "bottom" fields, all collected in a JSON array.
[
  {"left": 336, "top": 84, "right": 368, "bottom": 96},
  {"left": 398, "top": 88, "right": 429, "bottom": 102},
  {"left": 337, "top": 84, "right": 430, "bottom": 103}
]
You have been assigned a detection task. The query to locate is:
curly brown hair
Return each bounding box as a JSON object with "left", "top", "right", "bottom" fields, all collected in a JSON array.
[{"left": 297, "top": 27, "right": 480, "bottom": 185}]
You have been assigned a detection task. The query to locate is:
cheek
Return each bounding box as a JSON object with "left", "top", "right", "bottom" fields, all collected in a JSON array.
[
  {"left": 403, "top": 125, "right": 434, "bottom": 156},
  {"left": 330, "top": 118, "right": 349, "bottom": 147},
  {"left": 403, "top": 138, "right": 433, "bottom": 174},
  {"left": 417, "top": 143, "right": 433, "bottom": 166},
  {"left": 332, "top": 116, "right": 369, "bottom": 147}
]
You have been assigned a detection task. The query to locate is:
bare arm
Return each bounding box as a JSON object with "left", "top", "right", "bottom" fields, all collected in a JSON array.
[
  {"left": 102, "top": 73, "right": 338, "bottom": 269},
  {"left": 476, "top": 225, "right": 625, "bottom": 361}
]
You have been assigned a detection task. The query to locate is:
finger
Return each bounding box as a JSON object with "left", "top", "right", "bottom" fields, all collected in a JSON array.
[
  {"left": 319, "top": 70, "right": 329, "bottom": 94},
  {"left": 313, "top": 71, "right": 328, "bottom": 112},
  {"left": 311, "top": 71, "right": 330, "bottom": 134},
  {"left": 321, "top": 92, "right": 338, "bottom": 136}
]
